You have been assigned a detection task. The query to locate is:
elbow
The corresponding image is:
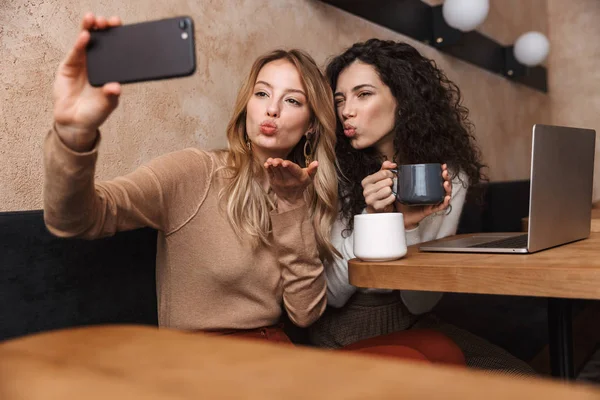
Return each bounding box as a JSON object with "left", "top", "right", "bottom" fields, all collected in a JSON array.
[
  {"left": 285, "top": 298, "right": 327, "bottom": 328},
  {"left": 288, "top": 309, "right": 324, "bottom": 328},
  {"left": 326, "top": 294, "right": 348, "bottom": 309},
  {"left": 326, "top": 285, "right": 355, "bottom": 308},
  {"left": 43, "top": 211, "right": 78, "bottom": 238},
  {"left": 289, "top": 316, "right": 315, "bottom": 329},
  {"left": 43, "top": 210, "right": 97, "bottom": 240}
]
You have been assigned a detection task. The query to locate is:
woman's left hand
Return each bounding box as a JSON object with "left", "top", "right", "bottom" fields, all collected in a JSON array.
[
  {"left": 396, "top": 164, "right": 452, "bottom": 229},
  {"left": 264, "top": 158, "right": 318, "bottom": 212}
]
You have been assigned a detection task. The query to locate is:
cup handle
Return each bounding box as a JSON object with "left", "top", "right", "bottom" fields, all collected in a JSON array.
[{"left": 389, "top": 168, "right": 398, "bottom": 197}]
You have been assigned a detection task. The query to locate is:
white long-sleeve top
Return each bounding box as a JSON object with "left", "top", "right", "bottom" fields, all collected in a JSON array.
[{"left": 325, "top": 174, "right": 468, "bottom": 314}]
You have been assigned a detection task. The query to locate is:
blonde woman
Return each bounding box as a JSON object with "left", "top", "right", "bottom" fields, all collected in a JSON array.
[{"left": 44, "top": 13, "right": 339, "bottom": 342}]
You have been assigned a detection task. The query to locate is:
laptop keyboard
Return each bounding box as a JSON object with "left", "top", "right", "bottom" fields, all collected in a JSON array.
[{"left": 469, "top": 234, "right": 528, "bottom": 249}]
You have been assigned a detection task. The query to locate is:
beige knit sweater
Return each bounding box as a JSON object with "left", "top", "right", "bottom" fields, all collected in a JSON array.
[{"left": 43, "top": 128, "right": 326, "bottom": 330}]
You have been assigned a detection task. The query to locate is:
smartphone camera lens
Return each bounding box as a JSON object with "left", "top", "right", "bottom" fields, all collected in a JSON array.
[{"left": 179, "top": 19, "right": 187, "bottom": 30}]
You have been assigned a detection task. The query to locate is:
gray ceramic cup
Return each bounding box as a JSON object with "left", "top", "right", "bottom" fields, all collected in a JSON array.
[{"left": 392, "top": 163, "right": 445, "bottom": 205}]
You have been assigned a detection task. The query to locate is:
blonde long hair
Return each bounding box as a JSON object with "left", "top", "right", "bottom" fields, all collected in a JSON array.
[{"left": 219, "top": 49, "right": 339, "bottom": 262}]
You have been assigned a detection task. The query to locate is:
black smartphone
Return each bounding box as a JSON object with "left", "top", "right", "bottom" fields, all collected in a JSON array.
[{"left": 86, "top": 16, "right": 196, "bottom": 87}]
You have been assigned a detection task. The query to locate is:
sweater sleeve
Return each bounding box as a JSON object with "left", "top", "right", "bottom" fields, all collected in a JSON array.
[
  {"left": 43, "top": 127, "right": 213, "bottom": 239},
  {"left": 270, "top": 203, "right": 326, "bottom": 327},
  {"left": 323, "top": 215, "right": 357, "bottom": 308}
]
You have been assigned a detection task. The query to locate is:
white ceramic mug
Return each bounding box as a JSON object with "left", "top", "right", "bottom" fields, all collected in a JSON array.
[{"left": 353, "top": 213, "right": 407, "bottom": 261}]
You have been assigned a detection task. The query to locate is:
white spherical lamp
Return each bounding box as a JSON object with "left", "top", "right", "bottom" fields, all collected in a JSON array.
[
  {"left": 442, "top": 0, "right": 490, "bottom": 32},
  {"left": 513, "top": 31, "right": 550, "bottom": 66}
]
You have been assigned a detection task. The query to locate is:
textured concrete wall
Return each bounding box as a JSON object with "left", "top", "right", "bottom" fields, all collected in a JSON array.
[
  {"left": 0, "top": 0, "right": 551, "bottom": 211},
  {"left": 547, "top": 0, "right": 600, "bottom": 201}
]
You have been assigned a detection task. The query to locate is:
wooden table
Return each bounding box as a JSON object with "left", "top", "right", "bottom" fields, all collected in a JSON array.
[
  {"left": 1, "top": 325, "right": 600, "bottom": 400},
  {"left": 349, "top": 233, "right": 600, "bottom": 379}
]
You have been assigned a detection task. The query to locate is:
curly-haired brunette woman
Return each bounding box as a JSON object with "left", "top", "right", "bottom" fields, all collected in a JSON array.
[
  {"left": 333, "top": 39, "right": 484, "bottom": 230},
  {"left": 309, "top": 39, "right": 534, "bottom": 374}
]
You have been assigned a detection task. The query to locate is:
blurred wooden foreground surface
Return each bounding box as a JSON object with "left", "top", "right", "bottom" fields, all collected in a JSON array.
[{"left": 1, "top": 325, "right": 600, "bottom": 399}]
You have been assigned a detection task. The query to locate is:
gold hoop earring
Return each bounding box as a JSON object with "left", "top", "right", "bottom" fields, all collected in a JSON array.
[{"left": 303, "top": 133, "right": 314, "bottom": 167}]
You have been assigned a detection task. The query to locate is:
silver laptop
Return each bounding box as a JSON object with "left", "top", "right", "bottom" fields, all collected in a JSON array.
[{"left": 420, "top": 124, "right": 596, "bottom": 254}]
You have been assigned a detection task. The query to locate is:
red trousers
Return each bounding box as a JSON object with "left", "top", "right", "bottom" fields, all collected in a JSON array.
[
  {"left": 207, "top": 324, "right": 294, "bottom": 344},
  {"left": 341, "top": 329, "right": 466, "bottom": 366},
  {"left": 208, "top": 326, "right": 465, "bottom": 366}
]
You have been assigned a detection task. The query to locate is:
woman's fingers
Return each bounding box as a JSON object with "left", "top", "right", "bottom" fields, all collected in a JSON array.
[
  {"left": 280, "top": 160, "right": 303, "bottom": 179},
  {"left": 365, "top": 161, "right": 397, "bottom": 213},
  {"left": 440, "top": 163, "right": 452, "bottom": 196},
  {"left": 60, "top": 30, "right": 91, "bottom": 74},
  {"left": 266, "top": 159, "right": 317, "bottom": 184},
  {"left": 108, "top": 16, "right": 122, "bottom": 27},
  {"left": 438, "top": 195, "right": 451, "bottom": 211},
  {"left": 305, "top": 161, "right": 319, "bottom": 180},
  {"left": 81, "top": 12, "right": 96, "bottom": 30},
  {"left": 361, "top": 161, "right": 396, "bottom": 187},
  {"left": 363, "top": 163, "right": 397, "bottom": 212},
  {"left": 444, "top": 180, "right": 452, "bottom": 195},
  {"left": 427, "top": 194, "right": 452, "bottom": 216},
  {"left": 382, "top": 160, "right": 397, "bottom": 170},
  {"left": 265, "top": 159, "right": 315, "bottom": 207},
  {"left": 96, "top": 15, "right": 109, "bottom": 30},
  {"left": 278, "top": 163, "right": 307, "bottom": 183},
  {"left": 365, "top": 185, "right": 394, "bottom": 210},
  {"left": 65, "top": 13, "right": 122, "bottom": 76},
  {"left": 363, "top": 177, "right": 394, "bottom": 197},
  {"left": 270, "top": 159, "right": 285, "bottom": 182},
  {"left": 368, "top": 193, "right": 396, "bottom": 212},
  {"left": 361, "top": 169, "right": 395, "bottom": 188},
  {"left": 376, "top": 185, "right": 394, "bottom": 200},
  {"left": 264, "top": 162, "right": 275, "bottom": 181},
  {"left": 267, "top": 158, "right": 288, "bottom": 182},
  {"left": 80, "top": 13, "right": 121, "bottom": 31},
  {"left": 102, "top": 82, "right": 121, "bottom": 96},
  {"left": 102, "top": 86, "right": 120, "bottom": 111}
]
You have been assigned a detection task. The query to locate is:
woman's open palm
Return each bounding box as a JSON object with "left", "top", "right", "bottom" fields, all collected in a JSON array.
[{"left": 264, "top": 158, "right": 318, "bottom": 212}]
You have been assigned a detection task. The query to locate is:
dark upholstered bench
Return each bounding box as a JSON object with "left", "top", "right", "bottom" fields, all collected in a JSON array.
[
  {"left": 0, "top": 210, "right": 158, "bottom": 342},
  {"left": 2, "top": 179, "right": 574, "bottom": 363}
]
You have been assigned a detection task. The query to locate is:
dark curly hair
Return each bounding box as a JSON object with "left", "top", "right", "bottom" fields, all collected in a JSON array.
[{"left": 327, "top": 39, "right": 487, "bottom": 231}]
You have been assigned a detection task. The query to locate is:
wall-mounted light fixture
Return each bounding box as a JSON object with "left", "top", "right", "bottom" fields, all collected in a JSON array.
[
  {"left": 321, "top": 0, "right": 548, "bottom": 93},
  {"left": 514, "top": 31, "right": 550, "bottom": 67},
  {"left": 504, "top": 31, "right": 550, "bottom": 82},
  {"left": 442, "top": 0, "right": 489, "bottom": 33}
]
